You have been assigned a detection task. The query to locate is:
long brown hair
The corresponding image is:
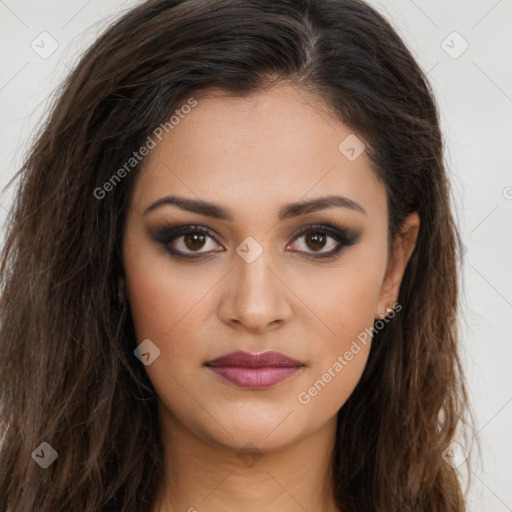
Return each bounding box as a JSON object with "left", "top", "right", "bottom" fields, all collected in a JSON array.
[{"left": 0, "top": 0, "right": 474, "bottom": 510}]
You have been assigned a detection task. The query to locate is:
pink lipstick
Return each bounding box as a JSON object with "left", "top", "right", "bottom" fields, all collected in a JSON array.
[{"left": 204, "top": 350, "right": 305, "bottom": 389}]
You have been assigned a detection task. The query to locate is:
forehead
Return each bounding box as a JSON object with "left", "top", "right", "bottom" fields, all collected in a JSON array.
[{"left": 129, "top": 84, "right": 386, "bottom": 223}]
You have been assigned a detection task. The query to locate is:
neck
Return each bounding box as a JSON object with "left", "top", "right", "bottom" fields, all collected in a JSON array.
[{"left": 153, "top": 403, "right": 340, "bottom": 512}]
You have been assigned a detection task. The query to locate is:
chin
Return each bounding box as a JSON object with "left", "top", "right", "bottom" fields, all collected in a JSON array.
[{"left": 197, "top": 409, "right": 313, "bottom": 453}]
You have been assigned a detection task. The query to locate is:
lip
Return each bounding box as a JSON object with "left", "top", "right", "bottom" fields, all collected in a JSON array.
[{"left": 205, "top": 350, "right": 305, "bottom": 389}]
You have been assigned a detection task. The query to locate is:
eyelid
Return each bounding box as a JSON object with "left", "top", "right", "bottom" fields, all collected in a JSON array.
[
  {"left": 152, "top": 223, "right": 224, "bottom": 255},
  {"left": 290, "top": 222, "right": 359, "bottom": 242},
  {"left": 286, "top": 222, "right": 360, "bottom": 259}
]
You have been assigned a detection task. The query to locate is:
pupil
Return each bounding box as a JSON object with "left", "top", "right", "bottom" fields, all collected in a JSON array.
[
  {"left": 306, "top": 232, "right": 326, "bottom": 251},
  {"left": 185, "top": 233, "right": 205, "bottom": 250}
]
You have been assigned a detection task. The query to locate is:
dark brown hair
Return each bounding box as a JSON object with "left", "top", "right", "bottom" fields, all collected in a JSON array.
[{"left": 0, "top": 0, "right": 474, "bottom": 510}]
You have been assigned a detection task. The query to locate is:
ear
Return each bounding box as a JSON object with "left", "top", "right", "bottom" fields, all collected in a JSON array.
[{"left": 375, "top": 212, "right": 420, "bottom": 319}]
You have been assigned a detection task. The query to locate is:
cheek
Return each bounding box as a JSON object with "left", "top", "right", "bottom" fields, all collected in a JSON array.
[
  {"left": 123, "top": 251, "right": 214, "bottom": 416},
  {"left": 290, "top": 252, "right": 383, "bottom": 348},
  {"left": 296, "top": 345, "right": 371, "bottom": 419},
  {"left": 289, "top": 250, "right": 385, "bottom": 415},
  {"left": 122, "top": 237, "right": 223, "bottom": 403},
  {"left": 293, "top": 274, "right": 379, "bottom": 415},
  {"left": 123, "top": 239, "right": 215, "bottom": 342}
]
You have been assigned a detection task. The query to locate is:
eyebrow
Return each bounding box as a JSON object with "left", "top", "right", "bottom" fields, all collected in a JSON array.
[{"left": 143, "top": 194, "right": 367, "bottom": 220}]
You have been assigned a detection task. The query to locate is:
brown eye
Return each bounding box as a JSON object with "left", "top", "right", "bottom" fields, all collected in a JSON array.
[
  {"left": 304, "top": 232, "right": 328, "bottom": 252},
  {"left": 292, "top": 230, "right": 339, "bottom": 255},
  {"left": 153, "top": 224, "right": 224, "bottom": 258},
  {"left": 287, "top": 223, "right": 360, "bottom": 260},
  {"left": 184, "top": 232, "right": 207, "bottom": 251}
]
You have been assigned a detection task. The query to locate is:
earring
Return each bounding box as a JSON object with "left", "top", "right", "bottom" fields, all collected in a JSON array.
[{"left": 379, "top": 305, "right": 394, "bottom": 320}]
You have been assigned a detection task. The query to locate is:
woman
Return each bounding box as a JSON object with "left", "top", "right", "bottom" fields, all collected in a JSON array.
[{"left": 0, "top": 0, "right": 474, "bottom": 510}]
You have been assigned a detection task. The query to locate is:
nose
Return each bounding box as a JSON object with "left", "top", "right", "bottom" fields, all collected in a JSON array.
[{"left": 218, "top": 247, "right": 293, "bottom": 333}]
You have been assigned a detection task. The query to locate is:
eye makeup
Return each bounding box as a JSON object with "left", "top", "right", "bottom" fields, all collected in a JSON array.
[
  {"left": 287, "top": 222, "right": 360, "bottom": 260},
  {"left": 150, "top": 220, "right": 361, "bottom": 261}
]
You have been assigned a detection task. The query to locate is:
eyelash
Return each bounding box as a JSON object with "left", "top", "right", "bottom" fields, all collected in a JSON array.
[{"left": 153, "top": 222, "right": 360, "bottom": 261}]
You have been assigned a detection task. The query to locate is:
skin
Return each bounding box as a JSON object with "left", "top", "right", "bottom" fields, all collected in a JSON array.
[{"left": 121, "top": 83, "right": 420, "bottom": 512}]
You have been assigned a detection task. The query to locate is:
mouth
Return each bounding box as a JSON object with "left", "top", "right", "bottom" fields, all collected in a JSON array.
[{"left": 204, "top": 350, "right": 305, "bottom": 389}]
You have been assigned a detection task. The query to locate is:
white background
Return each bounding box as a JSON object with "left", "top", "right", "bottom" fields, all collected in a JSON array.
[{"left": 1, "top": 1, "right": 511, "bottom": 510}]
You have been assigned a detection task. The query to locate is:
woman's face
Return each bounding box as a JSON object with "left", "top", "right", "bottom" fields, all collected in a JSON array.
[{"left": 121, "top": 84, "right": 419, "bottom": 451}]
